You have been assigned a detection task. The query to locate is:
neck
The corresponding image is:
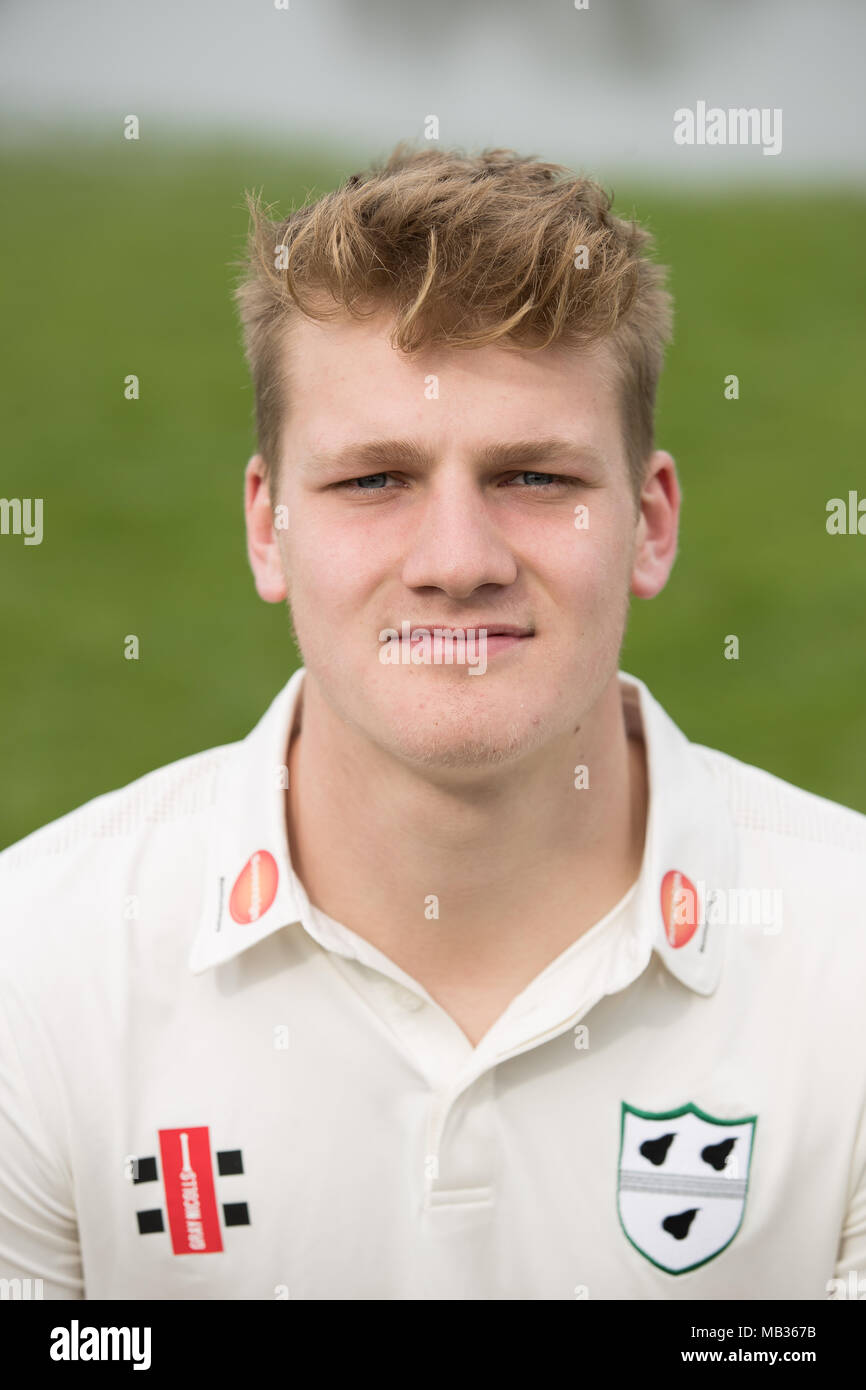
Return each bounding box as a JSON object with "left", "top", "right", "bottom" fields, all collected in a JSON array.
[{"left": 285, "top": 670, "right": 648, "bottom": 981}]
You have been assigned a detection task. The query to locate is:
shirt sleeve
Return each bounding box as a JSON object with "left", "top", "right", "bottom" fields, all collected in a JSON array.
[
  {"left": 0, "top": 964, "right": 84, "bottom": 1298},
  {"left": 832, "top": 1099, "right": 866, "bottom": 1289}
]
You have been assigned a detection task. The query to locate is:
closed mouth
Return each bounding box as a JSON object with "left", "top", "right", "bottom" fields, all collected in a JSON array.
[{"left": 404, "top": 623, "right": 533, "bottom": 638}]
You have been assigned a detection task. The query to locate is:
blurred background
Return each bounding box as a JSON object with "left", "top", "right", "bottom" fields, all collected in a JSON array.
[{"left": 1, "top": 0, "right": 864, "bottom": 847}]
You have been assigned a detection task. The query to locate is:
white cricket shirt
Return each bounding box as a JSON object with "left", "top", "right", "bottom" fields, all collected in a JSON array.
[{"left": 0, "top": 669, "right": 864, "bottom": 1300}]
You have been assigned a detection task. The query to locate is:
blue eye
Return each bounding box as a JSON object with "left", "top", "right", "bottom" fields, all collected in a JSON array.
[
  {"left": 339, "top": 473, "right": 391, "bottom": 490},
  {"left": 335, "top": 470, "right": 580, "bottom": 495},
  {"left": 507, "top": 472, "right": 579, "bottom": 490}
]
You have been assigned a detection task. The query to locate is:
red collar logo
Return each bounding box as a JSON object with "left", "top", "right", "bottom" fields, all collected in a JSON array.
[
  {"left": 660, "top": 869, "right": 699, "bottom": 948},
  {"left": 229, "top": 850, "right": 279, "bottom": 924}
]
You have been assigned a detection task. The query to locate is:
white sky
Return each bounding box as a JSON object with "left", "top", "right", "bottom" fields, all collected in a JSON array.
[{"left": 1, "top": 0, "right": 864, "bottom": 182}]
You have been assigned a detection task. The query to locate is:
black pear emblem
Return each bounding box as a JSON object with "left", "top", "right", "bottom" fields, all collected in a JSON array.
[{"left": 662, "top": 1208, "right": 699, "bottom": 1241}]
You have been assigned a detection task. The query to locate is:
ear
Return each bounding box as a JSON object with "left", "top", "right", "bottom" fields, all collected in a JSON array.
[
  {"left": 244, "top": 455, "right": 288, "bottom": 603},
  {"left": 630, "top": 450, "right": 681, "bottom": 599}
]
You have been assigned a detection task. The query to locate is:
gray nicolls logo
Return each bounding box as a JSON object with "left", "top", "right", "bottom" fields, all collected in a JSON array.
[{"left": 130, "top": 1125, "right": 249, "bottom": 1253}]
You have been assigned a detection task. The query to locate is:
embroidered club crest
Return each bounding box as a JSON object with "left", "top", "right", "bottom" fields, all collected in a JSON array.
[{"left": 617, "top": 1102, "right": 757, "bottom": 1274}]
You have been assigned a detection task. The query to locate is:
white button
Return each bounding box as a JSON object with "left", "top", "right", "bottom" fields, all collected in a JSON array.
[{"left": 394, "top": 985, "right": 425, "bottom": 1012}]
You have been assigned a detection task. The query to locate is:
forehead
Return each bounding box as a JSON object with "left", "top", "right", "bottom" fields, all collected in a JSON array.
[{"left": 279, "top": 307, "right": 623, "bottom": 458}]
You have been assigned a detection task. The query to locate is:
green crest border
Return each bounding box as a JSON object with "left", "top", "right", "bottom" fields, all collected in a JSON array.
[{"left": 617, "top": 1101, "right": 758, "bottom": 1276}]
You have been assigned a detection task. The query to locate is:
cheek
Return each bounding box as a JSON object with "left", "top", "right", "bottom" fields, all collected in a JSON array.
[
  {"left": 555, "top": 517, "right": 632, "bottom": 618},
  {"left": 284, "top": 513, "right": 384, "bottom": 630}
]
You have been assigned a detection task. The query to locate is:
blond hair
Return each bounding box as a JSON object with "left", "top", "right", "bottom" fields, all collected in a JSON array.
[{"left": 234, "top": 144, "right": 673, "bottom": 496}]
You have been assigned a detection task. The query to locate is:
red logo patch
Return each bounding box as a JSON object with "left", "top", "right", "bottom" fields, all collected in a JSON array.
[
  {"left": 229, "top": 850, "right": 278, "bottom": 924},
  {"left": 158, "top": 1126, "right": 223, "bottom": 1254},
  {"left": 660, "top": 869, "right": 699, "bottom": 948}
]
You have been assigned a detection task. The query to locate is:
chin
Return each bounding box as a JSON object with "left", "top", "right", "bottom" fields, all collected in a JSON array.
[{"left": 372, "top": 691, "right": 556, "bottom": 772}]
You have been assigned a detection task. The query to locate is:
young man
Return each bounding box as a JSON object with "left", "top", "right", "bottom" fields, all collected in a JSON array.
[{"left": 0, "top": 146, "right": 864, "bottom": 1301}]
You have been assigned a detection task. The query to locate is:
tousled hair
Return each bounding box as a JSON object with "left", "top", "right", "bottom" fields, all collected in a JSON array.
[{"left": 233, "top": 144, "right": 673, "bottom": 498}]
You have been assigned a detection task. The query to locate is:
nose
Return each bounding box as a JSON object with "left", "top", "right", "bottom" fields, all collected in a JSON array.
[{"left": 400, "top": 468, "right": 518, "bottom": 599}]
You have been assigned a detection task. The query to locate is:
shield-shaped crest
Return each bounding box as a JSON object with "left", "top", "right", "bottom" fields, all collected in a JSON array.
[{"left": 617, "top": 1102, "right": 757, "bottom": 1275}]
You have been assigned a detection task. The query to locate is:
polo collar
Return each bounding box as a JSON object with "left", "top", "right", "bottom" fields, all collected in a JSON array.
[
  {"left": 188, "top": 669, "right": 737, "bottom": 995},
  {"left": 620, "top": 673, "right": 737, "bottom": 996},
  {"left": 188, "top": 670, "right": 306, "bottom": 975}
]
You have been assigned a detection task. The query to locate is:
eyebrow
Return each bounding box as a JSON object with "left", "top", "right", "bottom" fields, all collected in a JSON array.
[{"left": 306, "top": 436, "right": 607, "bottom": 475}]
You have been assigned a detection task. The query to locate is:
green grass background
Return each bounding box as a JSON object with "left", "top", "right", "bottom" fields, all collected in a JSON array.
[{"left": 1, "top": 136, "right": 864, "bottom": 848}]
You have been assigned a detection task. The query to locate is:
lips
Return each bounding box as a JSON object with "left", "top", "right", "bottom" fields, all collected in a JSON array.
[{"left": 404, "top": 623, "right": 533, "bottom": 638}]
